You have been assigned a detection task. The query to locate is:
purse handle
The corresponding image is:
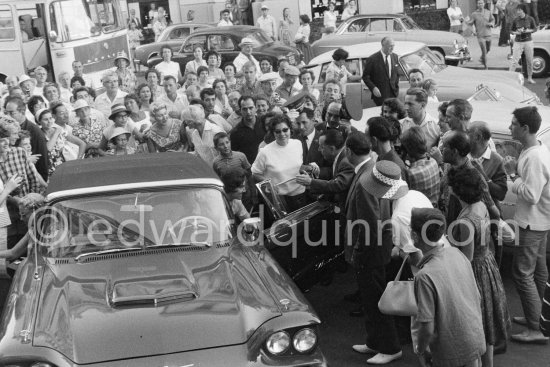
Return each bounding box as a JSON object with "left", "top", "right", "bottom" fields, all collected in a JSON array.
[{"left": 394, "top": 254, "right": 410, "bottom": 282}]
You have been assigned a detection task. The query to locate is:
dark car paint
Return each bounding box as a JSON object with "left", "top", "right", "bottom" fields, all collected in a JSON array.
[{"left": 146, "top": 26, "right": 301, "bottom": 72}]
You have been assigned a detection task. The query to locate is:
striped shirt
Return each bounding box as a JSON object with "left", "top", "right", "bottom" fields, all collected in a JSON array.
[{"left": 212, "top": 151, "right": 251, "bottom": 177}]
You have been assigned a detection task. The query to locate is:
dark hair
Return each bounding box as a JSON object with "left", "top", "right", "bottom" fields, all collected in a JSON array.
[
  {"left": 200, "top": 88, "right": 216, "bottom": 100},
  {"left": 517, "top": 3, "right": 528, "bottom": 13},
  {"left": 160, "top": 45, "right": 172, "bottom": 56},
  {"left": 367, "top": 116, "right": 399, "bottom": 143},
  {"left": 448, "top": 167, "right": 484, "bottom": 204},
  {"left": 5, "top": 96, "right": 26, "bottom": 112},
  {"left": 401, "top": 125, "right": 427, "bottom": 160},
  {"left": 299, "top": 69, "right": 315, "bottom": 84},
  {"left": 269, "top": 113, "right": 292, "bottom": 131},
  {"left": 381, "top": 98, "right": 406, "bottom": 119},
  {"left": 197, "top": 65, "right": 209, "bottom": 76},
  {"left": 438, "top": 101, "right": 450, "bottom": 117},
  {"left": 323, "top": 78, "right": 342, "bottom": 91},
  {"left": 408, "top": 68, "right": 424, "bottom": 78},
  {"left": 189, "top": 98, "right": 207, "bottom": 110},
  {"left": 36, "top": 108, "right": 51, "bottom": 122},
  {"left": 70, "top": 75, "right": 85, "bottom": 88},
  {"left": 321, "top": 129, "right": 345, "bottom": 149},
  {"left": 410, "top": 208, "right": 446, "bottom": 242},
  {"left": 259, "top": 110, "right": 280, "bottom": 138},
  {"left": 255, "top": 95, "right": 270, "bottom": 105},
  {"left": 193, "top": 44, "right": 204, "bottom": 53},
  {"left": 212, "top": 78, "right": 227, "bottom": 91},
  {"left": 405, "top": 87, "right": 428, "bottom": 105},
  {"left": 259, "top": 57, "right": 272, "bottom": 66},
  {"left": 16, "top": 130, "right": 32, "bottom": 146},
  {"left": 332, "top": 48, "right": 349, "bottom": 61},
  {"left": 49, "top": 101, "right": 65, "bottom": 115},
  {"left": 205, "top": 50, "right": 220, "bottom": 61},
  {"left": 73, "top": 86, "right": 95, "bottom": 101},
  {"left": 124, "top": 94, "right": 141, "bottom": 109},
  {"left": 223, "top": 63, "right": 236, "bottom": 73},
  {"left": 299, "top": 14, "right": 311, "bottom": 24},
  {"left": 221, "top": 168, "right": 246, "bottom": 193},
  {"left": 136, "top": 83, "right": 153, "bottom": 103},
  {"left": 163, "top": 75, "right": 177, "bottom": 84},
  {"left": 512, "top": 106, "right": 542, "bottom": 134},
  {"left": 27, "top": 95, "right": 45, "bottom": 114},
  {"left": 221, "top": 8, "right": 230, "bottom": 14},
  {"left": 238, "top": 95, "right": 255, "bottom": 108},
  {"left": 346, "top": 131, "right": 371, "bottom": 156},
  {"left": 448, "top": 99, "right": 473, "bottom": 121},
  {"left": 213, "top": 131, "right": 230, "bottom": 147},
  {"left": 299, "top": 106, "right": 315, "bottom": 119},
  {"left": 0, "top": 125, "right": 10, "bottom": 139},
  {"left": 446, "top": 131, "right": 471, "bottom": 157},
  {"left": 145, "top": 69, "right": 161, "bottom": 83}
]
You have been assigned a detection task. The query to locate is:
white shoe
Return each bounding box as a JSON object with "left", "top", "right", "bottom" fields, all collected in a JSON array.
[
  {"left": 367, "top": 351, "right": 403, "bottom": 365},
  {"left": 352, "top": 344, "right": 378, "bottom": 354},
  {"left": 527, "top": 79, "right": 536, "bottom": 84}
]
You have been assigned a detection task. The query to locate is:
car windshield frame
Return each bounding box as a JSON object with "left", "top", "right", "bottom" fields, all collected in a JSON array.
[
  {"left": 399, "top": 46, "right": 446, "bottom": 78},
  {"left": 36, "top": 186, "right": 235, "bottom": 258},
  {"left": 401, "top": 16, "right": 421, "bottom": 30}
]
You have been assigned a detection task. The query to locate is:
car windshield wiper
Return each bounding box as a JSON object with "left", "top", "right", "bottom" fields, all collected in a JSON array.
[
  {"left": 75, "top": 247, "right": 143, "bottom": 262},
  {"left": 146, "top": 242, "right": 211, "bottom": 249}
]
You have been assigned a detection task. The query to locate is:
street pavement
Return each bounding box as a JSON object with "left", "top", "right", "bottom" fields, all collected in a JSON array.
[
  {"left": 461, "top": 26, "right": 512, "bottom": 71},
  {"left": 305, "top": 257, "right": 550, "bottom": 367}
]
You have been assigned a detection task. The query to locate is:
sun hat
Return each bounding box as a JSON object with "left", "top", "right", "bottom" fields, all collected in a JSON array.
[
  {"left": 19, "top": 74, "right": 36, "bottom": 86},
  {"left": 73, "top": 99, "right": 89, "bottom": 111},
  {"left": 114, "top": 50, "right": 131, "bottom": 65},
  {"left": 108, "top": 103, "right": 130, "bottom": 121},
  {"left": 258, "top": 72, "right": 279, "bottom": 83},
  {"left": 284, "top": 65, "right": 300, "bottom": 76},
  {"left": 108, "top": 126, "right": 132, "bottom": 143},
  {"left": 261, "top": 4, "right": 269, "bottom": 9},
  {"left": 364, "top": 160, "right": 409, "bottom": 200},
  {"left": 238, "top": 37, "right": 256, "bottom": 48}
]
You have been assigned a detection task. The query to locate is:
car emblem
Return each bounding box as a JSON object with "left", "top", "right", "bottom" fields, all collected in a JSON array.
[{"left": 279, "top": 298, "right": 290, "bottom": 310}]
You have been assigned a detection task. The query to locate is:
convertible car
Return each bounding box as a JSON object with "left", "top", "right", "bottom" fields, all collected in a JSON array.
[
  {"left": 306, "top": 41, "right": 540, "bottom": 108},
  {"left": 0, "top": 153, "right": 329, "bottom": 366}
]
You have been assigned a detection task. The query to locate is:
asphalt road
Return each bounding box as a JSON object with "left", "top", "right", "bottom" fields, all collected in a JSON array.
[{"left": 304, "top": 257, "right": 550, "bottom": 367}]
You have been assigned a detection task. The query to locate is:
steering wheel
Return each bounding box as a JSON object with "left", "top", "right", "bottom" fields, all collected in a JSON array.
[{"left": 167, "top": 215, "right": 220, "bottom": 241}]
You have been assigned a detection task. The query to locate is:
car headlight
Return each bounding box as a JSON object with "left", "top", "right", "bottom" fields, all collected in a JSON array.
[
  {"left": 518, "top": 73, "right": 525, "bottom": 86},
  {"left": 266, "top": 331, "right": 290, "bottom": 355},
  {"left": 293, "top": 328, "right": 317, "bottom": 353}
]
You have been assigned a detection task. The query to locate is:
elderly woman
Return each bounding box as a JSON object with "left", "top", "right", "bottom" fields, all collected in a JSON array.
[
  {"left": 154, "top": 45, "right": 183, "bottom": 84},
  {"left": 223, "top": 63, "right": 238, "bottom": 92},
  {"left": 125, "top": 94, "right": 151, "bottom": 133},
  {"left": 185, "top": 45, "right": 207, "bottom": 76},
  {"left": 35, "top": 108, "right": 86, "bottom": 177},
  {"left": 145, "top": 69, "right": 165, "bottom": 102},
  {"left": 114, "top": 51, "right": 137, "bottom": 93},
  {"left": 146, "top": 101, "right": 185, "bottom": 152},
  {"left": 99, "top": 103, "right": 143, "bottom": 152},
  {"left": 136, "top": 83, "right": 153, "bottom": 112},
  {"left": 252, "top": 114, "right": 310, "bottom": 212}
]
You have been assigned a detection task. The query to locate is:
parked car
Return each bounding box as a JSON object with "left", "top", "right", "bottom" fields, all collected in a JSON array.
[
  {"left": 306, "top": 41, "right": 540, "bottom": 108},
  {"left": 355, "top": 96, "right": 550, "bottom": 262},
  {"left": 530, "top": 28, "right": 550, "bottom": 78},
  {"left": 0, "top": 153, "right": 329, "bottom": 366},
  {"left": 311, "top": 13, "right": 470, "bottom": 65},
  {"left": 134, "top": 22, "right": 214, "bottom": 67},
  {"left": 147, "top": 26, "right": 302, "bottom": 72}
]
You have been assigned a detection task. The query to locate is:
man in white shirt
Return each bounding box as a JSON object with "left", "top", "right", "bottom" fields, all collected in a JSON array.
[
  {"left": 72, "top": 60, "right": 97, "bottom": 90},
  {"left": 158, "top": 75, "right": 189, "bottom": 119},
  {"left": 94, "top": 70, "right": 127, "bottom": 119},
  {"left": 506, "top": 105, "right": 550, "bottom": 344},
  {"left": 401, "top": 88, "right": 440, "bottom": 150},
  {"left": 233, "top": 37, "right": 261, "bottom": 74},
  {"left": 218, "top": 9, "right": 233, "bottom": 26},
  {"left": 256, "top": 5, "right": 276, "bottom": 40},
  {"left": 183, "top": 105, "right": 223, "bottom": 165}
]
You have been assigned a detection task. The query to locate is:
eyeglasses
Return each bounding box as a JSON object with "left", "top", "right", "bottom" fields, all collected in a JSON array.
[
  {"left": 274, "top": 128, "right": 289, "bottom": 134},
  {"left": 4, "top": 110, "right": 18, "bottom": 116}
]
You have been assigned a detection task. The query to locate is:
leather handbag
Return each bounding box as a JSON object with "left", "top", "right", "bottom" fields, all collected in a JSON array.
[{"left": 378, "top": 255, "right": 418, "bottom": 316}]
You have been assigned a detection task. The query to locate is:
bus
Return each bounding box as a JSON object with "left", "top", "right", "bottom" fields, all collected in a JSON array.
[{"left": 0, "top": 0, "right": 129, "bottom": 88}]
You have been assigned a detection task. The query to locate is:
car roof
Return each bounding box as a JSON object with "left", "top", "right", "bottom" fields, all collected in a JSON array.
[
  {"left": 190, "top": 25, "right": 262, "bottom": 36},
  {"left": 164, "top": 22, "right": 213, "bottom": 30},
  {"left": 342, "top": 14, "right": 407, "bottom": 20},
  {"left": 46, "top": 153, "right": 221, "bottom": 201},
  {"left": 308, "top": 41, "right": 426, "bottom": 66}
]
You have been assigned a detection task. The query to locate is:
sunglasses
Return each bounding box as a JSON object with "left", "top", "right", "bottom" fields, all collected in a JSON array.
[{"left": 274, "top": 128, "right": 289, "bottom": 134}]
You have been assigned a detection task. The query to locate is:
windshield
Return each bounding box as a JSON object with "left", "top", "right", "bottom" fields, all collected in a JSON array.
[
  {"left": 49, "top": 0, "right": 123, "bottom": 42},
  {"left": 400, "top": 47, "right": 446, "bottom": 78},
  {"left": 37, "top": 188, "right": 234, "bottom": 258},
  {"left": 401, "top": 16, "right": 420, "bottom": 30}
]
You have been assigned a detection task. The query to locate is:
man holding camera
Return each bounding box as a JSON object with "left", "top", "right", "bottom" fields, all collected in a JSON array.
[{"left": 509, "top": 4, "right": 537, "bottom": 84}]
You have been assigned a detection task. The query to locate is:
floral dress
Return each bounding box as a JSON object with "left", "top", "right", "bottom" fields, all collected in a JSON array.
[
  {"left": 147, "top": 119, "right": 184, "bottom": 152},
  {"left": 117, "top": 68, "right": 137, "bottom": 93},
  {"left": 45, "top": 128, "right": 67, "bottom": 178}
]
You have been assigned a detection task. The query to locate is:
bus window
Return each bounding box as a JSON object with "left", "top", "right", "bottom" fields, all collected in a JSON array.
[
  {"left": 93, "top": 0, "right": 123, "bottom": 33},
  {"left": 0, "top": 5, "right": 15, "bottom": 41}
]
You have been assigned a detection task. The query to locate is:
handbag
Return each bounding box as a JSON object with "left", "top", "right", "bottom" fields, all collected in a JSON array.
[{"left": 378, "top": 254, "right": 418, "bottom": 316}]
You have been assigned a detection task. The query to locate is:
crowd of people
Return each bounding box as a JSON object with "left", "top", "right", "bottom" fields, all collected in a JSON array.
[{"left": 0, "top": 6, "right": 549, "bottom": 363}]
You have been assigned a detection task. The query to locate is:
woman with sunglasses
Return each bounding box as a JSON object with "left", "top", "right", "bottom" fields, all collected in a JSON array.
[{"left": 251, "top": 114, "right": 310, "bottom": 212}]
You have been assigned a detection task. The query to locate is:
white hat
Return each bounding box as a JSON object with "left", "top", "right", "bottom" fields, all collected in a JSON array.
[
  {"left": 239, "top": 37, "right": 256, "bottom": 47},
  {"left": 19, "top": 74, "right": 36, "bottom": 86},
  {"left": 261, "top": 4, "right": 269, "bottom": 9},
  {"left": 258, "top": 72, "right": 279, "bottom": 83},
  {"left": 73, "top": 99, "right": 89, "bottom": 110}
]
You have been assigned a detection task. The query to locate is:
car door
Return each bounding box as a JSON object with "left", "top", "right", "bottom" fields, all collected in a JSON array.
[
  {"left": 166, "top": 26, "right": 192, "bottom": 53},
  {"left": 207, "top": 33, "right": 238, "bottom": 65},
  {"left": 366, "top": 17, "right": 394, "bottom": 43}
]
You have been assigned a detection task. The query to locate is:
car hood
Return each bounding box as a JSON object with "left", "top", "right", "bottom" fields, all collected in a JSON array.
[
  {"left": 405, "top": 29, "right": 466, "bottom": 43},
  {"left": 435, "top": 66, "right": 537, "bottom": 103},
  {"left": 32, "top": 245, "right": 283, "bottom": 364}
]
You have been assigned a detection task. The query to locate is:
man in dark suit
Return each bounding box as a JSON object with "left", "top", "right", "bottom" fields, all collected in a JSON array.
[
  {"left": 296, "top": 108, "right": 329, "bottom": 177},
  {"left": 345, "top": 131, "right": 402, "bottom": 365},
  {"left": 362, "top": 37, "right": 400, "bottom": 106},
  {"left": 127, "top": 9, "right": 142, "bottom": 29},
  {"left": 296, "top": 129, "right": 354, "bottom": 210}
]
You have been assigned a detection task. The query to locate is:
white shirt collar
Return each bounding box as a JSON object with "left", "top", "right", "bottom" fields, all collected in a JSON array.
[
  {"left": 306, "top": 129, "right": 315, "bottom": 148},
  {"left": 354, "top": 156, "right": 371, "bottom": 174}
]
